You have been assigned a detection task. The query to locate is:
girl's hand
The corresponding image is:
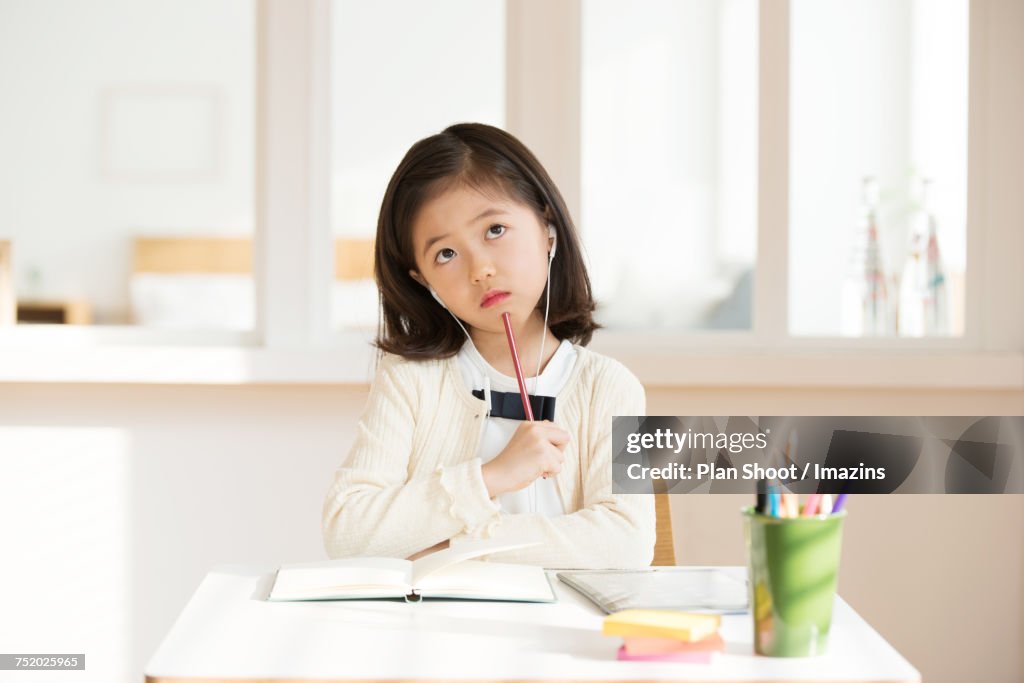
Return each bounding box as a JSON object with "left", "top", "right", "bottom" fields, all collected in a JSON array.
[{"left": 480, "top": 420, "right": 569, "bottom": 498}]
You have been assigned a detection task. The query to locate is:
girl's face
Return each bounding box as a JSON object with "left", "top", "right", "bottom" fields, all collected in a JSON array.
[{"left": 409, "top": 183, "right": 553, "bottom": 335}]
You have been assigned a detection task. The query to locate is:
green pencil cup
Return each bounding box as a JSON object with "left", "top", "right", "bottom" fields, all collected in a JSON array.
[{"left": 742, "top": 506, "right": 846, "bottom": 657}]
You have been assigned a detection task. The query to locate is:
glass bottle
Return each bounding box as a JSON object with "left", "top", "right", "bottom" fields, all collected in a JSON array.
[
  {"left": 841, "top": 176, "right": 889, "bottom": 336},
  {"left": 898, "top": 178, "right": 949, "bottom": 336}
]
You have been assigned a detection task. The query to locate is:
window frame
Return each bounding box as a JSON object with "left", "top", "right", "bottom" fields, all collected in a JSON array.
[{"left": 0, "top": 0, "right": 1019, "bottom": 387}]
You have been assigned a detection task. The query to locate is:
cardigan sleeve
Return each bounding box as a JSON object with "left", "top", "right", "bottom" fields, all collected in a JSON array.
[
  {"left": 449, "top": 360, "right": 656, "bottom": 569},
  {"left": 322, "top": 354, "right": 500, "bottom": 560}
]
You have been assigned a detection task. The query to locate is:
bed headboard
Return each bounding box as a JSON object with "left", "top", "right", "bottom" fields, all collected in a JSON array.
[
  {"left": 0, "top": 240, "right": 14, "bottom": 325},
  {"left": 132, "top": 237, "right": 375, "bottom": 280}
]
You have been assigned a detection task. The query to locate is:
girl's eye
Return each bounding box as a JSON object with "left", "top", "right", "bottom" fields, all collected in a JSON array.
[
  {"left": 433, "top": 225, "right": 504, "bottom": 265},
  {"left": 435, "top": 247, "right": 456, "bottom": 265}
]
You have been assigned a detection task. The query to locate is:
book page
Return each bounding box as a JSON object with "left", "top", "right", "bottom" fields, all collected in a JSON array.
[
  {"left": 410, "top": 539, "right": 541, "bottom": 585},
  {"left": 269, "top": 557, "right": 412, "bottom": 601},
  {"left": 415, "top": 560, "right": 555, "bottom": 601}
]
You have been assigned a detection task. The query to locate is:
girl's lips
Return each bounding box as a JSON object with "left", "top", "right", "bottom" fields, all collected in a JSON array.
[{"left": 481, "top": 291, "right": 510, "bottom": 308}]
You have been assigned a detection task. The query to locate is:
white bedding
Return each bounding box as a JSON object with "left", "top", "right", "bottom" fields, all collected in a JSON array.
[{"left": 130, "top": 274, "right": 378, "bottom": 330}]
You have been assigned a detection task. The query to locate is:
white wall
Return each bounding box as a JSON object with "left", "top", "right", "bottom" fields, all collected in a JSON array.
[
  {"left": 0, "top": 0, "right": 254, "bottom": 323},
  {"left": 1, "top": 382, "right": 1021, "bottom": 683},
  {"left": 0, "top": 383, "right": 365, "bottom": 682}
]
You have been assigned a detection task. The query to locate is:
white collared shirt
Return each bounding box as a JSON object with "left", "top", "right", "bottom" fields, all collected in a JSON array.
[{"left": 456, "top": 338, "right": 577, "bottom": 516}]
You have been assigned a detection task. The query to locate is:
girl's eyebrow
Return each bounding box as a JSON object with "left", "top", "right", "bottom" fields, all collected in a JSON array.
[{"left": 421, "top": 207, "right": 510, "bottom": 257}]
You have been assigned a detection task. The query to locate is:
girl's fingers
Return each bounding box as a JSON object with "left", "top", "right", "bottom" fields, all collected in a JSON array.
[{"left": 540, "top": 423, "right": 570, "bottom": 447}]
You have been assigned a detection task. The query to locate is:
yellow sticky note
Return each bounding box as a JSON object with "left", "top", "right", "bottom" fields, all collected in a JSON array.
[{"left": 602, "top": 609, "right": 721, "bottom": 642}]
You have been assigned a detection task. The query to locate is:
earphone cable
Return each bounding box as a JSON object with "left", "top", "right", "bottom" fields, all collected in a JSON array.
[
  {"left": 533, "top": 252, "right": 554, "bottom": 395},
  {"left": 530, "top": 253, "right": 554, "bottom": 515}
]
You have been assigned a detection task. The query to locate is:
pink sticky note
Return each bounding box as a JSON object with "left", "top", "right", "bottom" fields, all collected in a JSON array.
[
  {"left": 623, "top": 633, "right": 725, "bottom": 656},
  {"left": 616, "top": 645, "right": 715, "bottom": 664}
]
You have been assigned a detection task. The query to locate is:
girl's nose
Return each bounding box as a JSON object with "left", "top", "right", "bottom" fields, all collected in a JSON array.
[{"left": 470, "top": 256, "right": 496, "bottom": 284}]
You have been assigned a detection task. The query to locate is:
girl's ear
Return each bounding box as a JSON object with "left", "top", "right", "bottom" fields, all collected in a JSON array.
[
  {"left": 541, "top": 205, "right": 555, "bottom": 226},
  {"left": 408, "top": 269, "right": 426, "bottom": 288}
]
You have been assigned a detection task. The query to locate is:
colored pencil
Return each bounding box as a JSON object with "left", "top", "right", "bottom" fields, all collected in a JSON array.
[
  {"left": 783, "top": 493, "right": 798, "bottom": 517},
  {"left": 819, "top": 493, "right": 833, "bottom": 514},
  {"left": 500, "top": 312, "right": 534, "bottom": 421},
  {"left": 803, "top": 494, "right": 821, "bottom": 516}
]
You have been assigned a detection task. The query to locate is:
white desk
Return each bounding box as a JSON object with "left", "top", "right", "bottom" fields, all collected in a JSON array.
[{"left": 145, "top": 565, "right": 920, "bottom": 682}]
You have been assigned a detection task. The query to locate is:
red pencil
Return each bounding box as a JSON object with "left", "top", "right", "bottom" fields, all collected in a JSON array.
[{"left": 501, "top": 312, "right": 534, "bottom": 421}]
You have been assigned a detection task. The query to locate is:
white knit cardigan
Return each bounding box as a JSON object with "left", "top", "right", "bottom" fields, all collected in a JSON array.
[{"left": 321, "top": 343, "right": 655, "bottom": 569}]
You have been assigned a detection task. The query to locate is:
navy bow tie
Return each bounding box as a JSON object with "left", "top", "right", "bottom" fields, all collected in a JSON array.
[{"left": 471, "top": 389, "right": 556, "bottom": 421}]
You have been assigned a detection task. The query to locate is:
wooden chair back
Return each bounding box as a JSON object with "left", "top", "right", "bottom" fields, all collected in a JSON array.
[{"left": 652, "top": 493, "right": 676, "bottom": 565}]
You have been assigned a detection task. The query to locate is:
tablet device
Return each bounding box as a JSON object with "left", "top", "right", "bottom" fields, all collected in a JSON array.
[{"left": 557, "top": 567, "right": 748, "bottom": 614}]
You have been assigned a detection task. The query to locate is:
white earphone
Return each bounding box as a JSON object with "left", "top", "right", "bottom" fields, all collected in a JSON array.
[{"left": 430, "top": 286, "right": 472, "bottom": 341}]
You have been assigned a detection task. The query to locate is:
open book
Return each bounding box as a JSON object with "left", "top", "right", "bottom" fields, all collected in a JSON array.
[{"left": 268, "top": 539, "right": 556, "bottom": 603}]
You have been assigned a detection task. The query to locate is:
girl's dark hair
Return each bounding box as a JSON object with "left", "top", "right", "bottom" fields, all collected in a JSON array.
[{"left": 373, "top": 122, "right": 600, "bottom": 360}]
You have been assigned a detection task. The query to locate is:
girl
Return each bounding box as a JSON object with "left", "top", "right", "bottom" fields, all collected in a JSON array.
[{"left": 322, "top": 123, "right": 654, "bottom": 568}]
